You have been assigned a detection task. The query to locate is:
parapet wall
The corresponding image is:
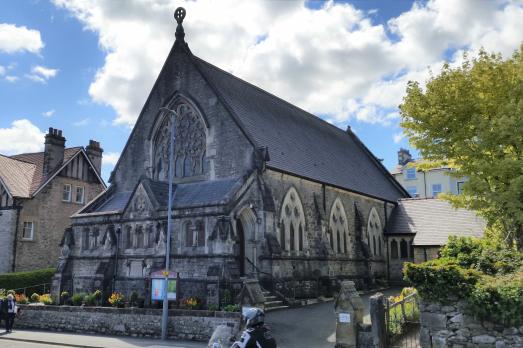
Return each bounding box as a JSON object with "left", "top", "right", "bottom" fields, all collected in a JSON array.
[
  {"left": 420, "top": 301, "right": 523, "bottom": 348},
  {"left": 16, "top": 305, "right": 241, "bottom": 342}
]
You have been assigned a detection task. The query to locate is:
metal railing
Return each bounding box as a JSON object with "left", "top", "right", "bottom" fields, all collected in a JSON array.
[
  {"left": 5, "top": 283, "right": 52, "bottom": 296},
  {"left": 386, "top": 292, "right": 421, "bottom": 347}
]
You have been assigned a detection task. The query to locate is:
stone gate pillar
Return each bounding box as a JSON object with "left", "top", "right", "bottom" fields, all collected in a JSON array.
[{"left": 334, "top": 280, "right": 364, "bottom": 348}]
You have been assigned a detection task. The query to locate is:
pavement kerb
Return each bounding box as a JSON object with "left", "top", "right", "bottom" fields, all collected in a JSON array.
[{"left": 0, "top": 335, "right": 103, "bottom": 348}]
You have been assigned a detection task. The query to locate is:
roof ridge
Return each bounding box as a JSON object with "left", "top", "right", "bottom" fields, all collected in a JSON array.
[{"left": 191, "top": 54, "right": 355, "bottom": 140}]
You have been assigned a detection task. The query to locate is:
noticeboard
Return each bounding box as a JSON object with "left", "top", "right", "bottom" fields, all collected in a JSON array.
[{"left": 151, "top": 278, "right": 177, "bottom": 301}]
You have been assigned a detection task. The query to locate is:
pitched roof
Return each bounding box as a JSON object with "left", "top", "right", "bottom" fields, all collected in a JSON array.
[
  {"left": 10, "top": 147, "right": 82, "bottom": 195},
  {"left": 387, "top": 198, "right": 486, "bottom": 246},
  {"left": 0, "top": 155, "right": 36, "bottom": 198},
  {"left": 191, "top": 55, "right": 407, "bottom": 202},
  {"left": 0, "top": 147, "right": 99, "bottom": 199}
]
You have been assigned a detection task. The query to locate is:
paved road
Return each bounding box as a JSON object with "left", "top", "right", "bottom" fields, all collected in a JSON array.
[{"left": 265, "top": 288, "right": 401, "bottom": 348}]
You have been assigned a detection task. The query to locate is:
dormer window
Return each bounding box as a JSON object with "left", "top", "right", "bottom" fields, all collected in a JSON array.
[{"left": 405, "top": 167, "right": 416, "bottom": 180}]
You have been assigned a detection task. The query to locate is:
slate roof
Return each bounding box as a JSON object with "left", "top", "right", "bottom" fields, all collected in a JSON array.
[
  {"left": 387, "top": 198, "right": 486, "bottom": 246},
  {"left": 0, "top": 147, "right": 87, "bottom": 198},
  {"left": 89, "top": 177, "right": 242, "bottom": 214},
  {"left": 191, "top": 55, "right": 408, "bottom": 202}
]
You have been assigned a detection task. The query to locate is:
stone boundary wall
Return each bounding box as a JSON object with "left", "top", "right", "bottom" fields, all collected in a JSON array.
[
  {"left": 16, "top": 305, "right": 241, "bottom": 342},
  {"left": 420, "top": 301, "right": 523, "bottom": 348}
]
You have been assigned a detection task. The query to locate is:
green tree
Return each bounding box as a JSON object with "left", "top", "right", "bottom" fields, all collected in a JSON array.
[{"left": 399, "top": 46, "right": 523, "bottom": 248}]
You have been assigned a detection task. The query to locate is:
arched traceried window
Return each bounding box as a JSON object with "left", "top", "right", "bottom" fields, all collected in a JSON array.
[
  {"left": 400, "top": 239, "right": 408, "bottom": 259},
  {"left": 367, "top": 208, "right": 383, "bottom": 258},
  {"left": 329, "top": 198, "right": 350, "bottom": 254},
  {"left": 184, "top": 221, "right": 193, "bottom": 247},
  {"left": 82, "top": 228, "right": 90, "bottom": 250},
  {"left": 279, "top": 188, "right": 306, "bottom": 253},
  {"left": 125, "top": 226, "right": 132, "bottom": 249},
  {"left": 391, "top": 239, "right": 399, "bottom": 259},
  {"left": 195, "top": 220, "right": 205, "bottom": 247},
  {"left": 136, "top": 226, "right": 144, "bottom": 248},
  {"left": 152, "top": 101, "right": 206, "bottom": 181}
]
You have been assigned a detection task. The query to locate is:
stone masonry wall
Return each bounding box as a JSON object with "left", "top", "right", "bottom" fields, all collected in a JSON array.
[
  {"left": 16, "top": 305, "right": 241, "bottom": 342},
  {"left": 0, "top": 208, "right": 17, "bottom": 273},
  {"left": 420, "top": 300, "right": 523, "bottom": 348},
  {"left": 15, "top": 176, "right": 103, "bottom": 271}
]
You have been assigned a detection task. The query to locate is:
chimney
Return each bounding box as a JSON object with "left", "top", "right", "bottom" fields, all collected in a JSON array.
[
  {"left": 85, "top": 140, "right": 103, "bottom": 175},
  {"left": 43, "top": 127, "right": 66, "bottom": 176},
  {"left": 398, "top": 148, "right": 412, "bottom": 166}
]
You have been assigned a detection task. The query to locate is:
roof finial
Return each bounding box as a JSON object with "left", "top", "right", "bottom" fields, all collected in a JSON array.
[{"left": 174, "top": 7, "right": 186, "bottom": 42}]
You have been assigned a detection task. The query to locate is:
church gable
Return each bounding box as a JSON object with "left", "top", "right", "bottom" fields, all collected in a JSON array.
[{"left": 123, "top": 182, "right": 156, "bottom": 220}]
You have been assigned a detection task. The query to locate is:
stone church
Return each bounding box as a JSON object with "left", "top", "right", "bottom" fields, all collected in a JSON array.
[{"left": 52, "top": 8, "right": 409, "bottom": 305}]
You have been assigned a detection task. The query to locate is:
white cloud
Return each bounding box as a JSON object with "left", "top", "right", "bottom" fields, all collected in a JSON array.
[
  {"left": 0, "top": 119, "right": 45, "bottom": 155},
  {"left": 393, "top": 132, "right": 405, "bottom": 144},
  {"left": 52, "top": 0, "right": 523, "bottom": 128},
  {"left": 5, "top": 75, "right": 19, "bottom": 83},
  {"left": 103, "top": 152, "right": 120, "bottom": 166},
  {"left": 26, "top": 65, "right": 59, "bottom": 83},
  {"left": 0, "top": 23, "right": 44, "bottom": 54},
  {"left": 73, "top": 118, "right": 90, "bottom": 126},
  {"left": 42, "top": 109, "right": 55, "bottom": 117},
  {"left": 0, "top": 65, "right": 5, "bottom": 75}
]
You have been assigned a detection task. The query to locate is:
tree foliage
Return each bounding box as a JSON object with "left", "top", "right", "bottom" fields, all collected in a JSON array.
[{"left": 399, "top": 46, "right": 523, "bottom": 246}]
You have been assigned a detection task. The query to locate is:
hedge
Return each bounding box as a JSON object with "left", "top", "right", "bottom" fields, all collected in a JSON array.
[
  {"left": 404, "top": 237, "right": 523, "bottom": 326},
  {"left": 0, "top": 268, "right": 55, "bottom": 294}
]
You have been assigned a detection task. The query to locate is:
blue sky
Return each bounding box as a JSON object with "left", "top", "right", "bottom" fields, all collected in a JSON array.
[{"left": 1, "top": 0, "right": 522, "bottom": 183}]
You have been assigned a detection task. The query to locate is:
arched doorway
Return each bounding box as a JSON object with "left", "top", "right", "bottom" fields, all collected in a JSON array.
[{"left": 236, "top": 207, "right": 257, "bottom": 277}]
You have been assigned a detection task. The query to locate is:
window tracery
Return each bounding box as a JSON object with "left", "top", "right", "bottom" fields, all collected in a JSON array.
[
  {"left": 329, "top": 198, "right": 350, "bottom": 254},
  {"left": 367, "top": 208, "right": 383, "bottom": 257},
  {"left": 279, "top": 188, "right": 306, "bottom": 253},
  {"left": 152, "top": 101, "right": 206, "bottom": 181},
  {"left": 184, "top": 219, "right": 205, "bottom": 247}
]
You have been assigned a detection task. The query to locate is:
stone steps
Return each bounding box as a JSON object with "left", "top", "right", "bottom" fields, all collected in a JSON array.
[{"left": 262, "top": 290, "right": 289, "bottom": 312}]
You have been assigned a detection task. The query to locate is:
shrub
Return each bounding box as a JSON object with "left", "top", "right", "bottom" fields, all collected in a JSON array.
[
  {"left": 108, "top": 292, "right": 124, "bottom": 307},
  {"left": 93, "top": 290, "right": 102, "bottom": 301},
  {"left": 207, "top": 303, "right": 219, "bottom": 311},
  {"left": 84, "top": 293, "right": 96, "bottom": 306},
  {"left": 61, "top": 291, "right": 70, "bottom": 305},
  {"left": 71, "top": 293, "right": 85, "bottom": 306},
  {"left": 30, "top": 293, "right": 40, "bottom": 303},
  {"left": 39, "top": 294, "right": 53, "bottom": 305},
  {"left": 223, "top": 304, "right": 240, "bottom": 312},
  {"left": 15, "top": 293, "right": 28, "bottom": 304},
  {"left": 130, "top": 291, "right": 138, "bottom": 306},
  {"left": 0, "top": 268, "right": 55, "bottom": 294},
  {"left": 403, "top": 259, "right": 480, "bottom": 302},
  {"left": 182, "top": 297, "right": 201, "bottom": 310}
]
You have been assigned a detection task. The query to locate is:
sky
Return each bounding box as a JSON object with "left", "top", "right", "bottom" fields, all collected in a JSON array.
[{"left": 1, "top": 0, "right": 522, "bottom": 184}]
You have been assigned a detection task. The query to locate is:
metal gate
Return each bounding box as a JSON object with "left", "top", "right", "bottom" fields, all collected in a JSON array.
[{"left": 386, "top": 292, "right": 421, "bottom": 348}]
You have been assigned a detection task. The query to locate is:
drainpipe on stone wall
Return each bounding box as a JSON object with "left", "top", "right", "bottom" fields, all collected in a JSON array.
[
  {"left": 322, "top": 184, "right": 326, "bottom": 212},
  {"left": 423, "top": 171, "right": 427, "bottom": 198},
  {"left": 11, "top": 202, "right": 21, "bottom": 272}
]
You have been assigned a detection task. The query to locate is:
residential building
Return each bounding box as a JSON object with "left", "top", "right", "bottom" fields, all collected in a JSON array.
[
  {"left": 0, "top": 128, "right": 106, "bottom": 272},
  {"left": 391, "top": 148, "right": 467, "bottom": 198}
]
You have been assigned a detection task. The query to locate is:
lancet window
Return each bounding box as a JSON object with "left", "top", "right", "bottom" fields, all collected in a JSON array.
[
  {"left": 329, "top": 198, "right": 350, "bottom": 254},
  {"left": 184, "top": 219, "right": 206, "bottom": 247},
  {"left": 367, "top": 208, "right": 383, "bottom": 257},
  {"left": 279, "top": 188, "right": 306, "bottom": 253},
  {"left": 152, "top": 101, "right": 206, "bottom": 181}
]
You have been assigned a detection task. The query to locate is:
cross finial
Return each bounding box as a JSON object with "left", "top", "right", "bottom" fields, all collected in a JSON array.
[{"left": 174, "top": 7, "right": 186, "bottom": 43}]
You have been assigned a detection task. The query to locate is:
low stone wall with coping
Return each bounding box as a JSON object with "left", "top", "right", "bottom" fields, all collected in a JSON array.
[
  {"left": 420, "top": 301, "right": 523, "bottom": 348},
  {"left": 16, "top": 305, "right": 241, "bottom": 342}
]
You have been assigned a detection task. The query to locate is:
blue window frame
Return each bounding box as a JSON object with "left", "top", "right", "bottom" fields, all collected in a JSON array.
[
  {"left": 432, "top": 184, "right": 442, "bottom": 197},
  {"left": 405, "top": 167, "right": 416, "bottom": 180}
]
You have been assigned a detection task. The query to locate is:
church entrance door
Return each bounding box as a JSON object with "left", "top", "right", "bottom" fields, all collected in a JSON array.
[{"left": 236, "top": 207, "right": 257, "bottom": 278}]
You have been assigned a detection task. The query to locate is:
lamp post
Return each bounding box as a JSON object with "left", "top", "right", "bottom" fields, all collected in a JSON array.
[{"left": 159, "top": 106, "right": 177, "bottom": 340}]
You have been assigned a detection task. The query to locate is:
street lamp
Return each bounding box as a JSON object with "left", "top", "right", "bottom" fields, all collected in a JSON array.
[{"left": 159, "top": 106, "right": 177, "bottom": 340}]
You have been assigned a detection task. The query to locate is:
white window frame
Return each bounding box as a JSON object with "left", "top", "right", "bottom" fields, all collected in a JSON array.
[
  {"left": 405, "top": 167, "right": 416, "bottom": 180},
  {"left": 22, "top": 222, "right": 34, "bottom": 240},
  {"left": 75, "top": 186, "right": 85, "bottom": 204},
  {"left": 406, "top": 186, "right": 418, "bottom": 197},
  {"left": 432, "top": 183, "right": 442, "bottom": 197},
  {"left": 62, "top": 184, "right": 72, "bottom": 202}
]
